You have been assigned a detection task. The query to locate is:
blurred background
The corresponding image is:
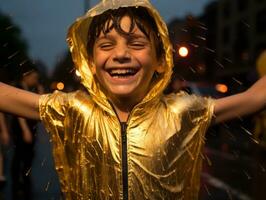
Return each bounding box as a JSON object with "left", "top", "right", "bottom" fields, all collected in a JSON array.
[{"left": 0, "top": 0, "right": 266, "bottom": 199}]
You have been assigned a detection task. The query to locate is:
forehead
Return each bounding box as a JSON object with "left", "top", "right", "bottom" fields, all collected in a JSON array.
[{"left": 97, "top": 15, "right": 150, "bottom": 39}]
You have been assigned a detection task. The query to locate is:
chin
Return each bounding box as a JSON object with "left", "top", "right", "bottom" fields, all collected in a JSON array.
[{"left": 107, "top": 87, "right": 139, "bottom": 99}]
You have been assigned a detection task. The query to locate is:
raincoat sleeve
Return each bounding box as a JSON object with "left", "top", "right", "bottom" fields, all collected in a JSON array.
[
  {"left": 39, "top": 91, "right": 70, "bottom": 142},
  {"left": 170, "top": 92, "right": 215, "bottom": 130},
  {"left": 187, "top": 94, "right": 214, "bottom": 130}
]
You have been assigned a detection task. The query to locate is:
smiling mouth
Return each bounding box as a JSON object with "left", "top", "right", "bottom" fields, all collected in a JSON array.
[{"left": 107, "top": 68, "right": 139, "bottom": 78}]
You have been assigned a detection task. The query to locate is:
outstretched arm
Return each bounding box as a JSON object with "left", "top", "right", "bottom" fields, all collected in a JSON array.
[
  {"left": 0, "top": 82, "right": 40, "bottom": 120},
  {"left": 214, "top": 76, "right": 266, "bottom": 124}
]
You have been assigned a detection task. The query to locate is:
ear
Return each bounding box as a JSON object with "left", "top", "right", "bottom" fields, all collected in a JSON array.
[{"left": 155, "top": 59, "right": 165, "bottom": 73}]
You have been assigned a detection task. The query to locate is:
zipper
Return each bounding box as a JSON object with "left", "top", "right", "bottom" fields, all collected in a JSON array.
[
  {"left": 107, "top": 100, "right": 134, "bottom": 200},
  {"left": 121, "top": 122, "right": 128, "bottom": 200}
]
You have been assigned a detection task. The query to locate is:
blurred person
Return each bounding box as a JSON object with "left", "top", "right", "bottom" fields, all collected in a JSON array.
[
  {"left": 10, "top": 64, "right": 41, "bottom": 200},
  {"left": 0, "top": 112, "right": 9, "bottom": 189}
]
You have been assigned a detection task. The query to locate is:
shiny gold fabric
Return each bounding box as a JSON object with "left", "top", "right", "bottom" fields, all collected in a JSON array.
[{"left": 39, "top": 0, "right": 214, "bottom": 199}]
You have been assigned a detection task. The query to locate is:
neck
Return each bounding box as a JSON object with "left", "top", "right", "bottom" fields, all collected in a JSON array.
[{"left": 110, "top": 96, "right": 138, "bottom": 122}]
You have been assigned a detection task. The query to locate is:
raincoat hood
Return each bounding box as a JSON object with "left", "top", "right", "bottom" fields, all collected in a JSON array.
[{"left": 67, "top": 0, "right": 173, "bottom": 111}]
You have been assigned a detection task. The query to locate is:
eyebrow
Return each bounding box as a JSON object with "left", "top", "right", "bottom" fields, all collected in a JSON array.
[{"left": 96, "top": 33, "right": 149, "bottom": 42}]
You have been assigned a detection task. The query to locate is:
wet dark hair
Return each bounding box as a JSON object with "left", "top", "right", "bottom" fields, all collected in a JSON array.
[{"left": 87, "top": 7, "right": 164, "bottom": 59}]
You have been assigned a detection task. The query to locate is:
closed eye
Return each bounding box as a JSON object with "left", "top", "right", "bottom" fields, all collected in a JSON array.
[
  {"left": 99, "top": 42, "right": 114, "bottom": 50},
  {"left": 129, "top": 42, "right": 147, "bottom": 50}
]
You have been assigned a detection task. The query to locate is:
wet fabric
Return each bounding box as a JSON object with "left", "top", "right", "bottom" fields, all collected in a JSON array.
[{"left": 39, "top": 0, "right": 214, "bottom": 199}]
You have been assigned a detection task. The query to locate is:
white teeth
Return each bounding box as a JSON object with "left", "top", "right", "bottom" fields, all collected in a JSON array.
[{"left": 108, "top": 68, "right": 138, "bottom": 76}]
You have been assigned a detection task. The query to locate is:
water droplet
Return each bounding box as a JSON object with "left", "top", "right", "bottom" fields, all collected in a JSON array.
[
  {"left": 214, "top": 59, "right": 224, "bottom": 68},
  {"left": 259, "top": 164, "right": 266, "bottom": 172},
  {"left": 204, "top": 184, "right": 211, "bottom": 196},
  {"left": 186, "top": 147, "right": 195, "bottom": 160},
  {"left": 189, "top": 67, "right": 196, "bottom": 73},
  {"left": 5, "top": 25, "right": 14, "bottom": 30},
  {"left": 189, "top": 43, "right": 199, "bottom": 48},
  {"left": 241, "top": 20, "right": 251, "bottom": 28},
  {"left": 225, "top": 188, "right": 233, "bottom": 200},
  {"left": 196, "top": 36, "right": 206, "bottom": 41},
  {"left": 205, "top": 47, "right": 215, "bottom": 53},
  {"left": 41, "top": 158, "right": 47, "bottom": 167},
  {"left": 243, "top": 170, "right": 252, "bottom": 180},
  {"left": 240, "top": 126, "right": 253, "bottom": 136},
  {"left": 224, "top": 57, "right": 233, "bottom": 63},
  {"left": 8, "top": 51, "right": 19, "bottom": 59},
  {"left": 45, "top": 181, "right": 51, "bottom": 191},
  {"left": 25, "top": 167, "right": 32, "bottom": 176},
  {"left": 205, "top": 155, "right": 212, "bottom": 166},
  {"left": 232, "top": 77, "right": 243, "bottom": 85}
]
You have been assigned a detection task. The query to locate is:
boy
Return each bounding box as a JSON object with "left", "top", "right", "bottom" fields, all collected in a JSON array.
[{"left": 0, "top": 0, "right": 265, "bottom": 199}]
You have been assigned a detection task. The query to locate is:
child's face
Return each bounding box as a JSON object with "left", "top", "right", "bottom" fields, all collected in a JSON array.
[{"left": 92, "top": 15, "right": 162, "bottom": 103}]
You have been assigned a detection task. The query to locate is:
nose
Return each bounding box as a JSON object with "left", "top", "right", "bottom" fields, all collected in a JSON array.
[{"left": 112, "top": 44, "right": 131, "bottom": 63}]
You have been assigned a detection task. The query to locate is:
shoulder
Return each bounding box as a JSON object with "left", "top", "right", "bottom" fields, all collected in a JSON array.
[
  {"left": 39, "top": 90, "right": 93, "bottom": 115},
  {"left": 162, "top": 92, "right": 214, "bottom": 122},
  {"left": 40, "top": 90, "right": 91, "bottom": 105},
  {"left": 163, "top": 92, "right": 213, "bottom": 111}
]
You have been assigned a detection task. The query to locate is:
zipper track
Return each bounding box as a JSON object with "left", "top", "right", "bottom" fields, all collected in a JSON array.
[{"left": 121, "top": 122, "right": 128, "bottom": 200}]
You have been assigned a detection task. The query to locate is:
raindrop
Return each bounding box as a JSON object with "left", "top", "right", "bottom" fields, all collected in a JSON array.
[
  {"left": 180, "top": 28, "right": 188, "bottom": 32},
  {"left": 8, "top": 51, "right": 19, "bottom": 59},
  {"left": 243, "top": 170, "right": 252, "bottom": 180},
  {"left": 5, "top": 25, "right": 14, "bottom": 30},
  {"left": 45, "top": 181, "right": 51, "bottom": 192},
  {"left": 225, "top": 188, "right": 233, "bottom": 200},
  {"left": 214, "top": 59, "right": 224, "bottom": 68},
  {"left": 189, "top": 43, "right": 199, "bottom": 48},
  {"left": 25, "top": 167, "right": 32, "bottom": 176},
  {"left": 240, "top": 126, "right": 253, "bottom": 136},
  {"left": 204, "top": 184, "right": 211, "bottom": 196},
  {"left": 189, "top": 67, "right": 196, "bottom": 73},
  {"left": 259, "top": 164, "right": 266, "bottom": 172},
  {"left": 186, "top": 147, "right": 195, "bottom": 160},
  {"left": 205, "top": 47, "right": 215, "bottom": 53},
  {"left": 250, "top": 137, "right": 259, "bottom": 144},
  {"left": 241, "top": 20, "right": 251, "bottom": 28},
  {"left": 196, "top": 36, "right": 206, "bottom": 41},
  {"left": 205, "top": 155, "right": 212, "bottom": 166},
  {"left": 232, "top": 77, "right": 243, "bottom": 85},
  {"left": 224, "top": 57, "right": 233, "bottom": 63},
  {"left": 41, "top": 158, "right": 47, "bottom": 167},
  {"left": 198, "top": 24, "right": 208, "bottom": 31},
  {"left": 20, "top": 59, "right": 28, "bottom": 66}
]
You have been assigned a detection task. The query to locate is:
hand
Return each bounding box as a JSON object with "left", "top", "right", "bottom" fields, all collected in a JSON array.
[
  {"left": 0, "top": 131, "right": 10, "bottom": 146},
  {"left": 22, "top": 131, "right": 33, "bottom": 144}
]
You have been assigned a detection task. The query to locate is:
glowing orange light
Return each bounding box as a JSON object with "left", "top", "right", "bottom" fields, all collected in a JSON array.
[
  {"left": 178, "top": 47, "right": 189, "bottom": 57},
  {"left": 57, "top": 82, "right": 65, "bottom": 90},
  {"left": 216, "top": 84, "right": 228, "bottom": 93}
]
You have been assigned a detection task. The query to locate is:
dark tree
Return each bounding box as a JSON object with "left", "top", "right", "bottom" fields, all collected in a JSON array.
[{"left": 0, "top": 12, "right": 30, "bottom": 82}]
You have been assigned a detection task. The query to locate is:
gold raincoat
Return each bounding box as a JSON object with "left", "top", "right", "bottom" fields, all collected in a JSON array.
[{"left": 39, "top": 0, "right": 214, "bottom": 199}]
